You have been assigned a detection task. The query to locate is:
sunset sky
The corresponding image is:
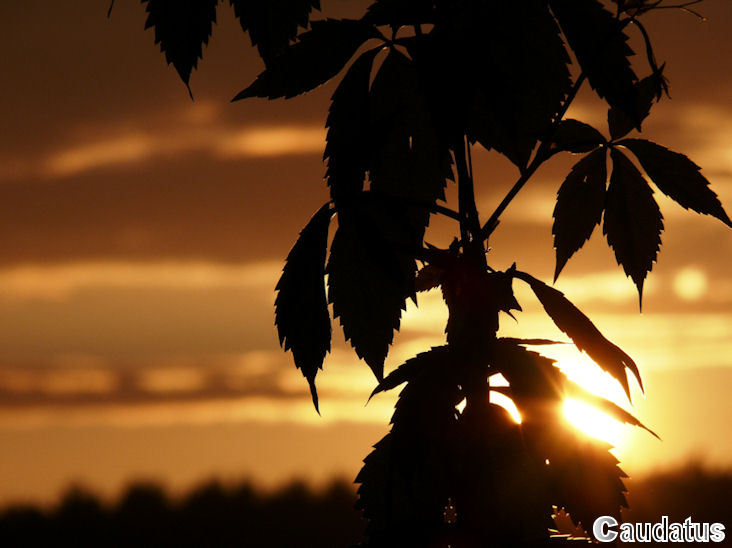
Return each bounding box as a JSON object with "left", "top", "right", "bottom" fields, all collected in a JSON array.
[{"left": 0, "top": 0, "right": 730, "bottom": 507}]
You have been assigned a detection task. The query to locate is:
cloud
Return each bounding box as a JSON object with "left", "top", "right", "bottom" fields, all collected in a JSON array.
[
  {"left": 0, "top": 261, "right": 280, "bottom": 301},
  {"left": 38, "top": 123, "right": 326, "bottom": 178}
]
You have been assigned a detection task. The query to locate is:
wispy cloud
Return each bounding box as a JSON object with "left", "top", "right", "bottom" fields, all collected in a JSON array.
[{"left": 0, "top": 260, "right": 280, "bottom": 301}]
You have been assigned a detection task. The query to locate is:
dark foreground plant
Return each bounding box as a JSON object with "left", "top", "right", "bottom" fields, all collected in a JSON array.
[{"left": 131, "top": 0, "right": 729, "bottom": 545}]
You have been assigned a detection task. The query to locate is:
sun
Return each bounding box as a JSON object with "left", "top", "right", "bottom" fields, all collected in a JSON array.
[
  {"left": 554, "top": 350, "right": 634, "bottom": 449},
  {"left": 524, "top": 345, "right": 636, "bottom": 449}
]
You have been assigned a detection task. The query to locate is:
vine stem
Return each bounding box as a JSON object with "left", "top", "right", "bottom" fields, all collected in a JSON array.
[
  {"left": 454, "top": 135, "right": 483, "bottom": 255},
  {"left": 480, "top": 72, "right": 588, "bottom": 241}
]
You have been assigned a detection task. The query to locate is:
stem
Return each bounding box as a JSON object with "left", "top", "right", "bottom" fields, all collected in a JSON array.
[
  {"left": 454, "top": 136, "right": 481, "bottom": 245},
  {"left": 480, "top": 72, "right": 588, "bottom": 240}
]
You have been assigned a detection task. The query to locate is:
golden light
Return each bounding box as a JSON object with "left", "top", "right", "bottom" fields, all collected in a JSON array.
[
  {"left": 673, "top": 267, "right": 708, "bottom": 301},
  {"left": 523, "top": 346, "right": 636, "bottom": 449},
  {"left": 562, "top": 398, "right": 626, "bottom": 447}
]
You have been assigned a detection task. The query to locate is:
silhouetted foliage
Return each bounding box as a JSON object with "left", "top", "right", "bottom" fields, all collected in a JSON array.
[{"left": 128, "top": 0, "right": 731, "bottom": 544}]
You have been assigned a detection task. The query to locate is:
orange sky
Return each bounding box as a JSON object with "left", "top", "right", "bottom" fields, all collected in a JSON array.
[{"left": 0, "top": 0, "right": 730, "bottom": 506}]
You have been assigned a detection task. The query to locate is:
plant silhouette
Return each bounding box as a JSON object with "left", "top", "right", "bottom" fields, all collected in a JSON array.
[{"left": 131, "top": 0, "right": 730, "bottom": 545}]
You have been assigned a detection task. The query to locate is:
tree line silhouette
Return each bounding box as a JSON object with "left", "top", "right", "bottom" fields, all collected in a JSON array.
[{"left": 1, "top": 463, "right": 730, "bottom": 546}]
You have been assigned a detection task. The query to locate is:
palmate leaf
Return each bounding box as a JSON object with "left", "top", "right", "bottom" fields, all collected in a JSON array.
[
  {"left": 229, "top": 0, "right": 320, "bottom": 63},
  {"left": 233, "top": 19, "right": 379, "bottom": 100},
  {"left": 619, "top": 139, "right": 732, "bottom": 227},
  {"left": 604, "top": 149, "right": 664, "bottom": 301},
  {"left": 553, "top": 148, "right": 608, "bottom": 281},
  {"left": 552, "top": 119, "right": 606, "bottom": 154},
  {"left": 327, "top": 197, "right": 417, "bottom": 380},
  {"left": 274, "top": 203, "right": 333, "bottom": 412},
  {"left": 142, "top": 0, "right": 218, "bottom": 95},
  {"left": 513, "top": 271, "right": 643, "bottom": 400},
  {"left": 324, "top": 49, "right": 380, "bottom": 207},
  {"left": 549, "top": 0, "right": 637, "bottom": 114}
]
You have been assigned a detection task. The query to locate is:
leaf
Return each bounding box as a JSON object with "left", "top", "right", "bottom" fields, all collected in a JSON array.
[
  {"left": 552, "top": 119, "right": 606, "bottom": 153},
  {"left": 415, "top": 264, "right": 443, "bottom": 292},
  {"left": 274, "top": 203, "right": 333, "bottom": 412},
  {"left": 493, "top": 339, "right": 564, "bottom": 416},
  {"left": 465, "top": 0, "right": 571, "bottom": 168},
  {"left": 327, "top": 198, "right": 417, "bottom": 380},
  {"left": 370, "top": 346, "right": 450, "bottom": 400},
  {"left": 142, "top": 0, "right": 218, "bottom": 95},
  {"left": 324, "top": 49, "right": 379, "bottom": 207},
  {"left": 229, "top": 0, "right": 320, "bottom": 63},
  {"left": 607, "top": 67, "right": 667, "bottom": 139},
  {"left": 564, "top": 381, "right": 659, "bottom": 439},
  {"left": 619, "top": 139, "right": 732, "bottom": 227},
  {"left": 552, "top": 148, "right": 608, "bottom": 281},
  {"left": 233, "top": 19, "right": 378, "bottom": 100},
  {"left": 549, "top": 0, "right": 637, "bottom": 113},
  {"left": 500, "top": 338, "right": 568, "bottom": 346},
  {"left": 356, "top": 346, "right": 459, "bottom": 543},
  {"left": 513, "top": 271, "right": 643, "bottom": 400},
  {"left": 546, "top": 436, "right": 629, "bottom": 530},
  {"left": 368, "top": 50, "right": 453, "bottom": 238},
  {"left": 603, "top": 148, "right": 664, "bottom": 300}
]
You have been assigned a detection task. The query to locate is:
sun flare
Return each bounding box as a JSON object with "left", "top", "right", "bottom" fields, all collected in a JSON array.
[{"left": 562, "top": 398, "right": 626, "bottom": 447}]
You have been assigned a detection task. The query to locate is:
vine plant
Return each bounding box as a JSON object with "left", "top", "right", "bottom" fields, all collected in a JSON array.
[{"left": 135, "top": 0, "right": 729, "bottom": 545}]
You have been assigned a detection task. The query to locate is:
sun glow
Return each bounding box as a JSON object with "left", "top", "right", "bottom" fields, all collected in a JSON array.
[
  {"left": 562, "top": 398, "right": 626, "bottom": 447},
  {"left": 525, "top": 347, "right": 636, "bottom": 449}
]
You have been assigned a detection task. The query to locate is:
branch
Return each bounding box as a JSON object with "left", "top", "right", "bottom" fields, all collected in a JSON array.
[{"left": 480, "top": 72, "right": 588, "bottom": 240}]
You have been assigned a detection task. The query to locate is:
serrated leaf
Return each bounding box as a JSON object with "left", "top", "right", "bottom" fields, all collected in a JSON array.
[
  {"left": 550, "top": 0, "right": 637, "bottom": 113},
  {"left": 619, "top": 139, "right": 732, "bottom": 227},
  {"left": 369, "top": 50, "right": 453, "bottom": 238},
  {"left": 604, "top": 149, "right": 664, "bottom": 300},
  {"left": 546, "top": 435, "right": 629, "bottom": 530},
  {"left": 370, "top": 346, "right": 449, "bottom": 400},
  {"left": 142, "top": 0, "right": 218, "bottom": 94},
  {"left": 553, "top": 148, "right": 608, "bottom": 280},
  {"left": 324, "top": 49, "right": 379, "bottom": 207},
  {"left": 274, "top": 203, "right": 333, "bottom": 412},
  {"left": 608, "top": 67, "right": 667, "bottom": 139},
  {"left": 229, "top": 0, "right": 320, "bottom": 63},
  {"left": 356, "top": 346, "right": 459, "bottom": 542},
  {"left": 233, "top": 19, "right": 378, "bottom": 100},
  {"left": 513, "top": 271, "right": 643, "bottom": 400},
  {"left": 415, "top": 264, "right": 443, "bottom": 292},
  {"left": 327, "top": 198, "right": 417, "bottom": 380},
  {"left": 552, "top": 119, "right": 606, "bottom": 153},
  {"left": 465, "top": 0, "right": 571, "bottom": 168},
  {"left": 493, "top": 338, "right": 564, "bottom": 411},
  {"left": 564, "top": 381, "right": 658, "bottom": 439}
]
